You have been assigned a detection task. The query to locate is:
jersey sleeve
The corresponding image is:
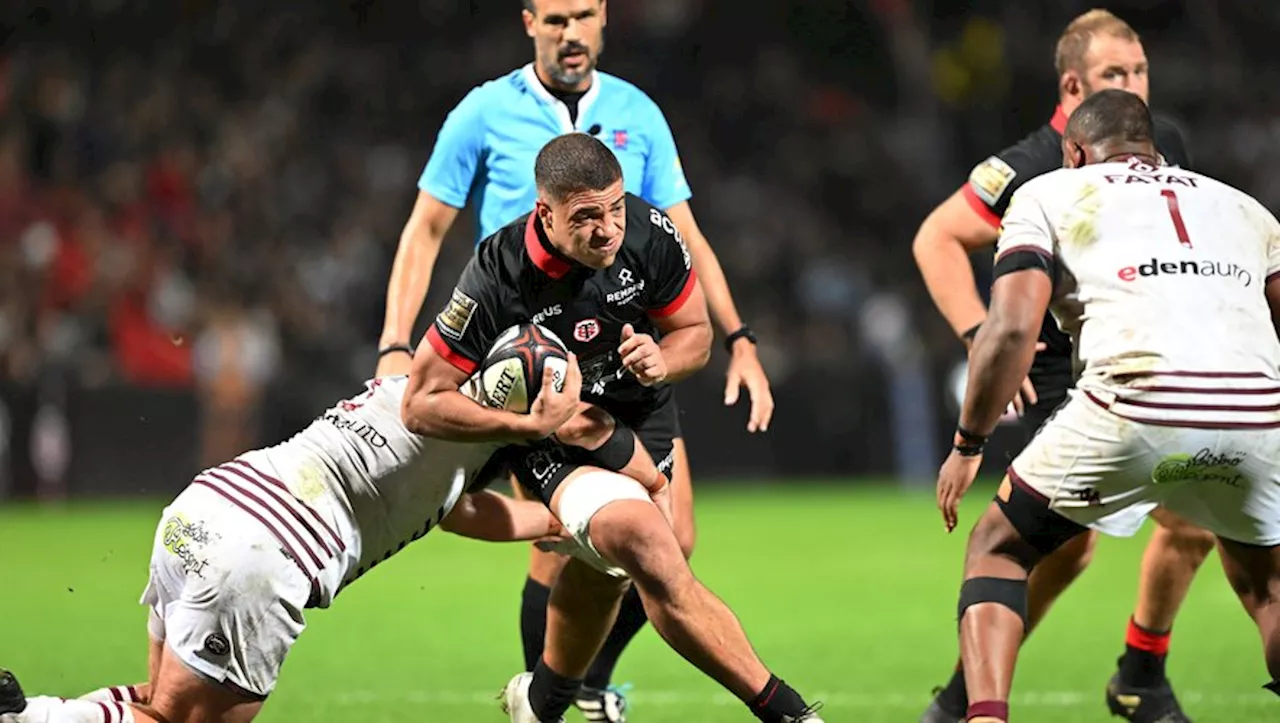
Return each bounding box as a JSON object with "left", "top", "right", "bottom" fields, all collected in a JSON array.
[
  {"left": 962, "top": 140, "right": 1052, "bottom": 229},
  {"left": 992, "top": 187, "right": 1056, "bottom": 281},
  {"left": 426, "top": 252, "right": 504, "bottom": 375},
  {"left": 1262, "top": 205, "right": 1280, "bottom": 284},
  {"left": 639, "top": 99, "right": 693, "bottom": 210},
  {"left": 644, "top": 204, "right": 698, "bottom": 317},
  {"left": 417, "top": 87, "right": 487, "bottom": 209}
]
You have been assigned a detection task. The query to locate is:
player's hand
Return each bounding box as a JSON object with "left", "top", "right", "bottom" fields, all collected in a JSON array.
[
  {"left": 619, "top": 324, "right": 667, "bottom": 386},
  {"left": 937, "top": 448, "right": 983, "bottom": 533},
  {"left": 725, "top": 343, "right": 774, "bottom": 432},
  {"left": 375, "top": 348, "right": 414, "bottom": 378},
  {"left": 527, "top": 353, "right": 582, "bottom": 440}
]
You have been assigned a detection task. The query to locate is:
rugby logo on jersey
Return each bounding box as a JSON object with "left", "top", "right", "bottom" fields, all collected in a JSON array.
[
  {"left": 969, "top": 156, "right": 1017, "bottom": 206},
  {"left": 437, "top": 288, "right": 478, "bottom": 340},
  {"left": 574, "top": 318, "right": 601, "bottom": 342}
]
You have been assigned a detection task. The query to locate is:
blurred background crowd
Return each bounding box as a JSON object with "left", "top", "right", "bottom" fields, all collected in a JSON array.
[{"left": 2, "top": 0, "right": 1279, "bottom": 492}]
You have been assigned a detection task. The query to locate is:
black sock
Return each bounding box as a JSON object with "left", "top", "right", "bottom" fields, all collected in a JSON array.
[
  {"left": 936, "top": 665, "right": 968, "bottom": 714},
  {"left": 583, "top": 584, "right": 649, "bottom": 690},
  {"left": 748, "top": 674, "right": 811, "bottom": 723},
  {"left": 1117, "top": 619, "right": 1170, "bottom": 689},
  {"left": 521, "top": 577, "right": 552, "bottom": 672},
  {"left": 529, "top": 657, "right": 583, "bottom": 722},
  {"left": 1265, "top": 680, "right": 1280, "bottom": 697}
]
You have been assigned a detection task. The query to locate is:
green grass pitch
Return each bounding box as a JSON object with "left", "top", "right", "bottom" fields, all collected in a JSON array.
[{"left": 1, "top": 483, "right": 1274, "bottom": 722}]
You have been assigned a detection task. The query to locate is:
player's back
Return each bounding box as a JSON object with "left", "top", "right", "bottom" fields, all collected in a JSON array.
[
  {"left": 229, "top": 375, "right": 498, "bottom": 605},
  {"left": 999, "top": 157, "right": 1280, "bottom": 428}
]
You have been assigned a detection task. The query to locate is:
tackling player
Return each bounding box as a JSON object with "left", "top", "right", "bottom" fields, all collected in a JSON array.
[
  {"left": 406, "top": 133, "right": 823, "bottom": 723},
  {"left": 377, "top": 3, "right": 771, "bottom": 716},
  {"left": 935, "top": 88, "right": 1280, "bottom": 723},
  {"left": 0, "top": 367, "right": 667, "bottom": 723},
  {"left": 913, "top": 10, "right": 1208, "bottom": 722}
]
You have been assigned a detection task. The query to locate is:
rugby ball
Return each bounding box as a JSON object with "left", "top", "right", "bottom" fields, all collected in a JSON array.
[{"left": 477, "top": 323, "right": 569, "bottom": 414}]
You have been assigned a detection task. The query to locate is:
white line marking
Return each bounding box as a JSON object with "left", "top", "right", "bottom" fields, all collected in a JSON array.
[{"left": 327, "top": 689, "right": 1276, "bottom": 708}]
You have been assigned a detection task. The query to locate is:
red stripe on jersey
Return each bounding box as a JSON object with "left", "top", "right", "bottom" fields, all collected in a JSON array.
[
  {"left": 95, "top": 702, "right": 112, "bottom": 723},
  {"left": 200, "top": 470, "right": 327, "bottom": 572},
  {"left": 960, "top": 183, "right": 1002, "bottom": 229},
  {"left": 426, "top": 326, "right": 478, "bottom": 376},
  {"left": 225, "top": 459, "right": 345, "bottom": 553},
  {"left": 524, "top": 213, "right": 572, "bottom": 279},
  {"left": 1133, "top": 385, "right": 1280, "bottom": 395},
  {"left": 217, "top": 463, "right": 335, "bottom": 556},
  {"left": 650, "top": 270, "right": 698, "bottom": 318},
  {"left": 1006, "top": 467, "right": 1049, "bottom": 503},
  {"left": 1121, "top": 370, "right": 1274, "bottom": 379},
  {"left": 191, "top": 479, "right": 319, "bottom": 583},
  {"left": 1083, "top": 390, "right": 1280, "bottom": 430},
  {"left": 1117, "top": 397, "right": 1280, "bottom": 413}
]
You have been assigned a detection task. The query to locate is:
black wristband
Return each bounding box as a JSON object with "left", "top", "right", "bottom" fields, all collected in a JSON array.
[
  {"left": 378, "top": 343, "right": 414, "bottom": 359},
  {"left": 724, "top": 325, "right": 757, "bottom": 351},
  {"left": 961, "top": 323, "right": 982, "bottom": 343},
  {"left": 954, "top": 425, "right": 988, "bottom": 456},
  {"left": 956, "top": 425, "right": 989, "bottom": 445}
]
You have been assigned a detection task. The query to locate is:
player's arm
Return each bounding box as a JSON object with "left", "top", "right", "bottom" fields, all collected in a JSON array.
[
  {"left": 957, "top": 195, "right": 1055, "bottom": 438},
  {"left": 439, "top": 490, "right": 562, "bottom": 542},
  {"left": 378, "top": 192, "right": 460, "bottom": 372},
  {"left": 648, "top": 281, "right": 712, "bottom": 383},
  {"left": 911, "top": 188, "right": 1000, "bottom": 341},
  {"left": 377, "top": 89, "right": 484, "bottom": 376}
]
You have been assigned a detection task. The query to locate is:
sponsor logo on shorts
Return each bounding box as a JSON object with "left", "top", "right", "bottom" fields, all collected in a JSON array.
[
  {"left": 436, "top": 288, "right": 478, "bottom": 340},
  {"left": 574, "top": 318, "right": 601, "bottom": 342},
  {"left": 204, "top": 632, "right": 231, "bottom": 657},
  {"left": 969, "top": 156, "right": 1017, "bottom": 206},
  {"left": 1151, "top": 448, "right": 1245, "bottom": 488},
  {"left": 163, "top": 514, "right": 214, "bottom": 577},
  {"left": 1116, "top": 258, "right": 1253, "bottom": 286},
  {"left": 1071, "top": 488, "right": 1103, "bottom": 506}
]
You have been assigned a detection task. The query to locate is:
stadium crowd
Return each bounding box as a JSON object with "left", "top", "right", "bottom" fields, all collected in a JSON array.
[{"left": 1, "top": 0, "right": 1277, "bottom": 464}]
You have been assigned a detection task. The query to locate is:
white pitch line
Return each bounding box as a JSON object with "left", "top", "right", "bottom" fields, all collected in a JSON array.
[{"left": 327, "top": 689, "right": 1276, "bottom": 708}]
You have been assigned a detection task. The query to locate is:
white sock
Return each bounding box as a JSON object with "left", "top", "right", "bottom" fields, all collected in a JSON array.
[
  {"left": 5, "top": 697, "right": 135, "bottom": 723},
  {"left": 75, "top": 688, "right": 142, "bottom": 706}
]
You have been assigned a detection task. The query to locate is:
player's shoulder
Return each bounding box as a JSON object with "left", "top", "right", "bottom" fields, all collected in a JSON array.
[
  {"left": 624, "top": 193, "right": 668, "bottom": 237},
  {"left": 968, "top": 123, "right": 1062, "bottom": 207},
  {"left": 472, "top": 214, "right": 531, "bottom": 283},
  {"left": 1152, "top": 113, "right": 1192, "bottom": 169},
  {"left": 1003, "top": 166, "right": 1079, "bottom": 208}
]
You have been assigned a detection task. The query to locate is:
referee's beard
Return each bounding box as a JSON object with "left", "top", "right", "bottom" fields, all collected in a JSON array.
[{"left": 544, "top": 37, "right": 603, "bottom": 89}]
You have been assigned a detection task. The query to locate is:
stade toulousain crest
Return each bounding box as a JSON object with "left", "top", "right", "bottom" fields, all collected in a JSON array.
[{"left": 574, "top": 318, "right": 601, "bottom": 343}]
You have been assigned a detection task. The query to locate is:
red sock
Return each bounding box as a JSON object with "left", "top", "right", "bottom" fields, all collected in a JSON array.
[
  {"left": 1126, "top": 617, "right": 1171, "bottom": 655},
  {"left": 967, "top": 700, "right": 1008, "bottom": 721}
]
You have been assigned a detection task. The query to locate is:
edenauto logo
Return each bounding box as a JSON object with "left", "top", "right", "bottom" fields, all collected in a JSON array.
[{"left": 1117, "top": 258, "right": 1253, "bottom": 287}]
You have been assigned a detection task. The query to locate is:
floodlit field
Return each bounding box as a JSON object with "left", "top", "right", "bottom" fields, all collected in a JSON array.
[{"left": 1, "top": 483, "right": 1271, "bottom": 722}]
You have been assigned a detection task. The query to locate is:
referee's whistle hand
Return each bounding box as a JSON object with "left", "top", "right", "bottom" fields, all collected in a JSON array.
[{"left": 725, "top": 346, "right": 773, "bottom": 433}]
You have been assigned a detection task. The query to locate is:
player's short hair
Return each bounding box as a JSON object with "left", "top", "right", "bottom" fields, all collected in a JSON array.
[
  {"left": 1055, "top": 9, "right": 1140, "bottom": 76},
  {"left": 1064, "top": 88, "right": 1153, "bottom": 148},
  {"left": 535, "top": 133, "right": 623, "bottom": 203},
  {"left": 521, "top": 0, "right": 535, "bottom": 12}
]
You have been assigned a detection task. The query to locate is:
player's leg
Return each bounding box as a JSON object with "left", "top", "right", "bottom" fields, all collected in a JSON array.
[
  {"left": 957, "top": 480, "right": 1092, "bottom": 723},
  {"left": 1216, "top": 537, "right": 1280, "bottom": 692},
  {"left": 926, "top": 529, "right": 1097, "bottom": 721},
  {"left": 1106, "top": 506, "right": 1212, "bottom": 720}
]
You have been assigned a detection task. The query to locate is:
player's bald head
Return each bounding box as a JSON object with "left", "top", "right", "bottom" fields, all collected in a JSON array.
[
  {"left": 1064, "top": 89, "right": 1153, "bottom": 148},
  {"left": 535, "top": 132, "right": 623, "bottom": 203}
]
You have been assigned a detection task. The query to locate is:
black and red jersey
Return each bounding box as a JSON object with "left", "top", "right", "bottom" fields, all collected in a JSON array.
[{"left": 427, "top": 193, "right": 698, "bottom": 410}]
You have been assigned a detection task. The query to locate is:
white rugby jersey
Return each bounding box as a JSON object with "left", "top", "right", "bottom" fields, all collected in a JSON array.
[
  {"left": 190, "top": 375, "right": 499, "bottom": 607},
  {"left": 994, "top": 156, "right": 1280, "bottom": 429}
]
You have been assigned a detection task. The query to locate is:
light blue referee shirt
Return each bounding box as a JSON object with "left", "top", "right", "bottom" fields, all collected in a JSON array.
[{"left": 418, "top": 63, "right": 692, "bottom": 243}]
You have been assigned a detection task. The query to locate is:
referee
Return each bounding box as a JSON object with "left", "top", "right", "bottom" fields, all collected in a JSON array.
[{"left": 375, "top": 2, "right": 770, "bottom": 720}]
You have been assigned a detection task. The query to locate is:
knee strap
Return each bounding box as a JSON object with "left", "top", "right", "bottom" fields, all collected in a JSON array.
[
  {"left": 958, "top": 577, "right": 1028, "bottom": 629},
  {"left": 584, "top": 423, "right": 637, "bottom": 472}
]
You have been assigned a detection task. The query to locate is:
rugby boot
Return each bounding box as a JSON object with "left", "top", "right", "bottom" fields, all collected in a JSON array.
[
  {"left": 0, "top": 671, "right": 25, "bottom": 716},
  {"left": 1106, "top": 669, "right": 1192, "bottom": 722}
]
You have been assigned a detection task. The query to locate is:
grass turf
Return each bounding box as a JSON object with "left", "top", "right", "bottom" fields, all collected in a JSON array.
[{"left": 0, "top": 483, "right": 1272, "bottom": 722}]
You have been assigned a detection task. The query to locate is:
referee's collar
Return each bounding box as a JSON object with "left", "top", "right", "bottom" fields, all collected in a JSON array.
[
  {"left": 520, "top": 63, "right": 602, "bottom": 132},
  {"left": 524, "top": 213, "right": 574, "bottom": 279}
]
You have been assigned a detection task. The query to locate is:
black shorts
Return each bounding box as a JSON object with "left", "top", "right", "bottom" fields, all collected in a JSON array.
[
  {"left": 505, "top": 386, "right": 683, "bottom": 505},
  {"left": 1016, "top": 366, "right": 1071, "bottom": 448}
]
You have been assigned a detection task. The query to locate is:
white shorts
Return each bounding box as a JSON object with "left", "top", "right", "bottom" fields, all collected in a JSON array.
[
  {"left": 554, "top": 470, "right": 653, "bottom": 578},
  {"left": 1011, "top": 391, "right": 1280, "bottom": 546},
  {"left": 140, "top": 484, "right": 313, "bottom": 697}
]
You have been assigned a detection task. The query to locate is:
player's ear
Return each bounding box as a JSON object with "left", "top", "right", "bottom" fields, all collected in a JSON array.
[
  {"left": 1060, "top": 71, "right": 1082, "bottom": 102},
  {"left": 536, "top": 200, "right": 553, "bottom": 232},
  {"left": 599, "top": 0, "right": 608, "bottom": 27},
  {"left": 1062, "top": 139, "right": 1084, "bottom": 169}
]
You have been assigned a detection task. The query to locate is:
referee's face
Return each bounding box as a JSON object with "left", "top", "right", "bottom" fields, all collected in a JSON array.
[
  {"left": 523, "top": 0, "right": 606, "bottom": 92},
  {"left": 539, "top": 179, "right": 626, "bottom": 270}
]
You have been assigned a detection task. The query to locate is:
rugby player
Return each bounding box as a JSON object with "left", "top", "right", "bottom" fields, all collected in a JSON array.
[
  {"left": 0, "top": 365, "right": 671, "bottom": 723},
  {"left": 407, "top": 132, "right": 822, "bottom": 723},
  {"left": 936, "top": 88, "right": 1280, "bottom": 723},
  {"left": 913, "top": 10, "right": 1208, "bottom": 722},
  {"left": 377, "top": 4, "right": 772, "bottom": 715}
]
